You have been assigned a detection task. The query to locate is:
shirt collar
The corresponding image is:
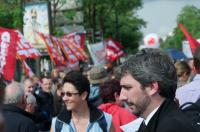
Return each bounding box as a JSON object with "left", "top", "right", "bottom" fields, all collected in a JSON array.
[
  {"left": 57, "top": 103, "right": 104, "bottom": 123},
  {"left": 144, "top": 106, "right": 160, "bottom": 125}
]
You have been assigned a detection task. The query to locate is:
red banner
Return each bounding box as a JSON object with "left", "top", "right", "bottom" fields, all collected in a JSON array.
[
  {"left": 39, "top": 33, "right": 65, "bottom": 66},
  {"left": 62, "top": 38, "right": 88, "bottom": 61},
  {"left": 50, "top": 36, "right": 65, "bottom": 65},
  {"left": 63, "top": 32, "right": 86, "bottom": 49},
  {"left": 0, "top": 27, "right": 17, "bottom": 80},
  {"left": 22, "top": 60, "right": 34, "bottom": 77},
  {"left": 59, "top": 39, "right": 79, "bottom": 64},
  {"left": 178, "top": 23, "right": 200, "bottom": 53},
  {"left": 104, "top": 38, "right": 124, "bottom": 61},
  {"left": 16, "top": 30, "right": 41, "bottom": 59}
]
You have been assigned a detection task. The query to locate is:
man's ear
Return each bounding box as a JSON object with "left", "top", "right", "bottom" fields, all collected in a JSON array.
[
  {"left": 114, "top": 92, "right": 119, "bottom": 100},
  {"left": 26, "top": 103, "right": 31, "bottom": 109},
  {"left": 114, "top": 92, "right": 121, "bottom": 105},
  {"left": 22, "top": 94, "right": 27, "bottom": 105},
  {"left": 146, "top": 81, "right": 159, "bottom": 96},
  {"left": 25, "top": 103, "right": 33, "bottom": 113}
]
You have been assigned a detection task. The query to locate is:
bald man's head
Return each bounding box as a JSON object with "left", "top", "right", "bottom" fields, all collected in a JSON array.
[{"left": 4, "top": 82, "right": 24, "bottom": 105}]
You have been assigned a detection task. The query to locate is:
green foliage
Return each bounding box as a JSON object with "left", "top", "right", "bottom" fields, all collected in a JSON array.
[
  {"left": 0, "top": 2, "right": 22, "bottom": 29},
  {"left": 82, "top": 0, "right": 145, "bottom": 52},
  {"left": 161, "top": 5, "right": 200, "bottom": 50},
  {"left": 63, "top": 10, "right": 77, "bottom": 21},
  {"left": 54, "top": 27, "right": 64, "bottom": 37}
]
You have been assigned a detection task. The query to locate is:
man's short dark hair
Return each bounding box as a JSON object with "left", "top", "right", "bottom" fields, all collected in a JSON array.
[
  {"left": 121, "top": 48, "right": 177, "bottom": 98},
  {"left": 62, "top": 71, "right": 90, "bottom": 100},
  {"left": 41, "top": 75, "right": 51, "bottom": 83}
]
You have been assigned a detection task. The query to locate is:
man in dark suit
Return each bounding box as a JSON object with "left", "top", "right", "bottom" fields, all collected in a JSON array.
[
  {"left": 2, "top": 82, "right": 38, "bottom": 132},
  {"left": 119, "top": 48, "right": 196, "bottom": 132}
]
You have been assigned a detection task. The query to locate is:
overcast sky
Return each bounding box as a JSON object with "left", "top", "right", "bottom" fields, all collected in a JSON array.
[{"left": 137, "top": 0, "right": 200, "bottom": 38}]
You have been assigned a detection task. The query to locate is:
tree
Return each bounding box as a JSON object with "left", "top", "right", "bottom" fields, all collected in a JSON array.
[
  {"left": 0, "top": 0, "right": 23, "bottom": 30},
  {"left": 82, "top": 0, "right": 145, "bottom": 52},
  {"left": 0, "top": 0, "right": 70, "bottom": 34},
  {"left": 161, "top": 5, "right": 200, "bottom": 50}
]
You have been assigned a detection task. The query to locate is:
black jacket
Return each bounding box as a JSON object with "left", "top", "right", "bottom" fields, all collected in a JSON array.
[
  {"left": 141, "top": 99, "right": 196, "bottom": 132},
  {"left": 34, "top": 88, "right": 54, "bottom": 131},
  {"left": 2, "top": 104, "right": 38, "bottom": 132}
]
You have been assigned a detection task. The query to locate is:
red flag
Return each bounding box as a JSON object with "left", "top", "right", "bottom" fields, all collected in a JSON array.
[
  {"left": 50, "top": 36, "right": 65, "bottom": 65},
  {"left": 16, "top": 30, "right": 41, "bottom": 59},
  {"left": 63, "top": 31, "right": 86, "bottom": 49},
  {"left": 59, "top": 39, "right": 79, "bottom": 64},
  {"left": 62, "top": 38, "right": 88, "bottom": 61},
  {"left": 22, "top": 60, "right": 34, "bottom": 77},
  {"left": 178, "top": 23, "right": 200, "bottom": 53},
  {"left": 39, "top": 33, "right": 65, "bottom": 66},
  {"left": 104, "top": 38, "right": 124, "bottom": 61},
  {"left": 0, "top": 27, "right": 17, "bottom": 80}
]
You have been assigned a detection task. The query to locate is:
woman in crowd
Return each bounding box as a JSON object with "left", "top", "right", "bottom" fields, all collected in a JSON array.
[
  {"left": 99, "top": 79, "right": 137, "bottom": 132},
  {"left": 175, "top": 61, "right": 191, "bottom": 87},
  {"left": 50, "top": 71, "right": 114, "bottom": 132}
]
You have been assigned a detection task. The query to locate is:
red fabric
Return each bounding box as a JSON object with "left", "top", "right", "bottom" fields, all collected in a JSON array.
[
  {"left": 0, "top": 28, "right": 17, "bottom": 80},
  {"left": 16, "top": 30, "right": 41, "bottom": 59},
  {"left": 99, "top": 103, "right": 137, "bottom": 132},
  {"left": 59, "top": 39, "right": 79, "bottom": 64},
  {"left": 178, "top": 23, "right": 200, "bottom": 53},
  {"left": 39, "top": 33, "right": 64, "bottom": 66},
  {"left": 50, "top": 36, "right": 65, "bottom": 65},
  {"left": 105, "top": 38, "right": 125, "bottom": 61},
  {"left": 22, "top": 60, "right": 34, "bottom": 77},
  {"left": 62, "top": 38, "right": 88, "bottom": 61},
  {"left": 63, "top": 32, "right": 86, "bottom": 49}
]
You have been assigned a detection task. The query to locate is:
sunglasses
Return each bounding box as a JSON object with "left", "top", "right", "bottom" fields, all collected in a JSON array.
[{"left": 61, "top": 91, "right": 80, "bottom": 97}]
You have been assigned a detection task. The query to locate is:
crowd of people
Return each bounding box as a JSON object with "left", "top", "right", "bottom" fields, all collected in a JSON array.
[{"left": 0, "top": 47, "right": 199, "bottom": 132}]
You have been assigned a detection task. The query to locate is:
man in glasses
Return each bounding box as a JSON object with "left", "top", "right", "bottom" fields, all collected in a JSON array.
[
  {"left": 119, "top": 48, "right": 196, "bottom": 132},
  {"left": 50, "top": 71, "right": 115, "bottom": 132}
]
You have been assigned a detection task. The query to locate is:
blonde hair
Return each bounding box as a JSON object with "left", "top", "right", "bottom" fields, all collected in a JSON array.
[{"left": 175, "top": 61, "right": 191, "bottom": 77}]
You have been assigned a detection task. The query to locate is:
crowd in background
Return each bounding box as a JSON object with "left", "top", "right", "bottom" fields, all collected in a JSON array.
[{"left": 0, "top": 47, "right": 199, "bottom": 132}]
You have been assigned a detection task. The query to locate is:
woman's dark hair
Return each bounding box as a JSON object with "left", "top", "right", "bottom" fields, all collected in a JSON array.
[
  {"left": 99, "top": 79, "right": 121, "bottom": 103},
  {"left": 62, "top": 71, "right": 90, "bottom": 100}
]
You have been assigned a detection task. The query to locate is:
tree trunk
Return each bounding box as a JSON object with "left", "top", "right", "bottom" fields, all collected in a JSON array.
[{"left": 92, "top": 3, "right": 96, "bottom": 43}]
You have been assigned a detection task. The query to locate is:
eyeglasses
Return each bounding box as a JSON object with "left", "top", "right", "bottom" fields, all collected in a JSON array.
[{"left": 61, "top": 91, "right": 80, "bottom": 97}]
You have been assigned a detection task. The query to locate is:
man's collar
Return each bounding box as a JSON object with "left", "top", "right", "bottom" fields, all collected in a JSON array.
[{"left": 144, "top": 106, "right": 160, "bottom": 125}]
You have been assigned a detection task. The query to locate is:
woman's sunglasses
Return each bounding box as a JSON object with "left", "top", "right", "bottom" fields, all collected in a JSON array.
[{"left": 61, "top": 92, "right": 80, "bottom": 97}]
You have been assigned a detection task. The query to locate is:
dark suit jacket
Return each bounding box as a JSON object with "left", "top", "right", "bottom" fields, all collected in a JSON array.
[
  {"left": 143, "top": 99, "right": 196, "bottom": 132},
  {"left": 2, "top": 105, "right": 38, "bottom": 132}
]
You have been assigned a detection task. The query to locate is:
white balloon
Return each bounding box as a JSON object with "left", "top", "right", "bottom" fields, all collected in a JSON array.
[{"left": 144, "top": 33, "right": 160, "bottom": 48}]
